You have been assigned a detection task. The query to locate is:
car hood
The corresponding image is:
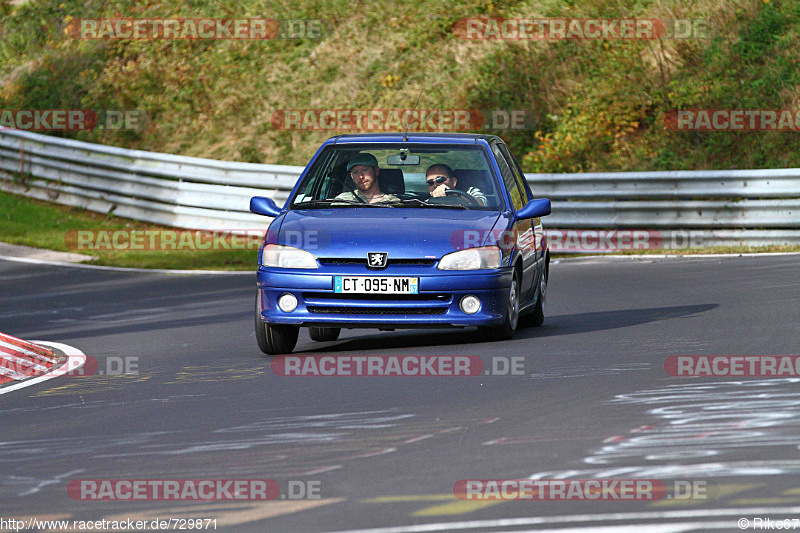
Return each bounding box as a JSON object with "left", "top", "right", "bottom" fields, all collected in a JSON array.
[{"left": 274, "top": 208, "right": 501, "bottom": 259}]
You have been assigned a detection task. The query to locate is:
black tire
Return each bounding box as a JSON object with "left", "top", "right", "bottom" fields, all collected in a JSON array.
[
  {"left": 479, "top": 268, "right": 520, "bottom": 341},
  {"left": 527, "top": 263, "right": 547, "bottom": 327},
  {"left": 255, "top": 294, "right": 299, "bottom": 355},
  {"left": 309, "top": 327, "right": 341, "bottom": 342}
]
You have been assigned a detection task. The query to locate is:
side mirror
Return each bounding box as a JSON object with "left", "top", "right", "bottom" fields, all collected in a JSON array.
[
  {"left": 250, "top": 196, "right": 282, "bottom": 217},
  {"left": 516, "top": 198, "right": 551, "bottom": 219}
]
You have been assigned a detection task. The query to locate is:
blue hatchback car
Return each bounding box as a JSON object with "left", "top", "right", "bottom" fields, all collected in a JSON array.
[{"left": 250, "top": 133, "right": 551, "bottom": 354}]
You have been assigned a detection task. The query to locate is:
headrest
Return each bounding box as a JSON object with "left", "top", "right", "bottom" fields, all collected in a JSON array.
[
  {"left": 454, "top": 169, "right": 490, "bottom": 190},
  {"left": 379, "top": 168, "right": 405, "bottom": 195}
]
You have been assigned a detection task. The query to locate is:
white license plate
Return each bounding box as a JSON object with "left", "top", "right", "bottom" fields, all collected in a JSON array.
[{"left": 334, "top": 276, "right": 419, "bottom": 294}]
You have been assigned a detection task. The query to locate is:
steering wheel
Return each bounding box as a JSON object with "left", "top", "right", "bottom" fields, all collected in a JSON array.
[{"left": 445, "top": 188, "right": 481, "bottom": 206}]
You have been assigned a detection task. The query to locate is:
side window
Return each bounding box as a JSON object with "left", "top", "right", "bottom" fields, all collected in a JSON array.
[
  {"left": 492, "top": 144, "right": 524, "bottom": 210},
  {"left": 498, "top": 143, "right": 531, "bottom": 204},
  {"left": 293, "top": 148, "right": 336, "bottom": 203}
]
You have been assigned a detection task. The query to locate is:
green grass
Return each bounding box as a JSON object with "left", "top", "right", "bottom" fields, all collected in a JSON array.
[{"left": 0, "top": 190, "right": 259, "bottom": 270}]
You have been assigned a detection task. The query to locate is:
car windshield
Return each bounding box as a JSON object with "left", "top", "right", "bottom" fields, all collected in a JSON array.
[{"left": 289, "top": 144, "right": 503, "bottom": 210}]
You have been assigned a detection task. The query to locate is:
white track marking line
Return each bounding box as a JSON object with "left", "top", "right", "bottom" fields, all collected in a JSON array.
[{"left": 0, "top": 254, "right": 250, "bottom": 274}]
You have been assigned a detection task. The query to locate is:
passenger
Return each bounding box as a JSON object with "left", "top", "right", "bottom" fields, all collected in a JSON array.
[{"left": 335, "top": 153, "right": 399, "bottom": 204}]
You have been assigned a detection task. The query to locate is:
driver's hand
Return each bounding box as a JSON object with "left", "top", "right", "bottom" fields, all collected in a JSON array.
[{"left": 431, "top": 184, "right": 450, "bottom": 198}]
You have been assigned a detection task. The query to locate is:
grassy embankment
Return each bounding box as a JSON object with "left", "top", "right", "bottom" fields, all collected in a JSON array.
[
  {"left": 0, "top": 191, "right": 261, "bottom": 269},
  {"left": 0, "top": 0, "right": 798, "bottom": 267}
]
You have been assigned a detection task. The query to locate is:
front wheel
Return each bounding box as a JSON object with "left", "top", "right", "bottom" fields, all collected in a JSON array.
[
  {"left": 479, "top": 268, "right": 520, "bottom": 341},
  {"left": 255, "top": 294, "right": 299, "bottom": 355},
  {"left": 309, "top": 327, "right": 341, "bottom": 342}
]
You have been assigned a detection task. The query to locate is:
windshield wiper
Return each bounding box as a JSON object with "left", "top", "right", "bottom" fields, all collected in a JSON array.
[
  {"left": 292, "top": 199, "right": 393, "bottom": 208},
  {"left": 394, "top": 198, "right": 467, "bottom": 209}
]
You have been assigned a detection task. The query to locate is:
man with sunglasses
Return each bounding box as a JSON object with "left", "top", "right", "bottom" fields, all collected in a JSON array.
[{"left": 425, "top": 164, "right": 487, "bottom": 206}]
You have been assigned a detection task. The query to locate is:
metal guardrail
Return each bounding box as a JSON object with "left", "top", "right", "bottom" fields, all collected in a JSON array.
[
  {"left": 0, "top": 130, "right": 298, "bottom": 230},
  {"left": 530, "top": 169, "right": 800, "bottom": 200},
  {"left": 1, "top": 130, "right": 799, "bottom": 249}
]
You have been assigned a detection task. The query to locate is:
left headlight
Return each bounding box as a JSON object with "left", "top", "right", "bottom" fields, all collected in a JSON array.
[
  {"left": 261, "top": 244, "right": 318, "bottom": 269},
  {"left": 438, "top": 246, "right": 502, "bottom": 270}
]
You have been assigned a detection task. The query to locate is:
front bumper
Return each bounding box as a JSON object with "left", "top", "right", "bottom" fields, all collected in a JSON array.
[{"left": 256, "top": 265, "right": 512, "bottom": 328}]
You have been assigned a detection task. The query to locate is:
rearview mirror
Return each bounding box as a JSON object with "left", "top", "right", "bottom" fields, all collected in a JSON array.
[{"left": 386, "top": 154, "right": 421, "bottom": 166}]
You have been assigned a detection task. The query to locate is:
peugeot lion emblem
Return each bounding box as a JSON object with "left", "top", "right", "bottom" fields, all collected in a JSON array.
[{"left": 367, "top": 252, "right": 388, "bottom": 269}]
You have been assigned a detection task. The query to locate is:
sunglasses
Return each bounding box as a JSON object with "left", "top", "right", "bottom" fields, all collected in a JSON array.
[{"left": 426, "top": 176, "right": 449, "bottom": 187}]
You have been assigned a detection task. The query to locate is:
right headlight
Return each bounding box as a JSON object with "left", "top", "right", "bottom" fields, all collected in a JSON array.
[
  {"left": 261, "top": 244, "right": 318, "bottom": 269},
  {"left": 437, "top": 246, "right": 502, "bottom": 270}
]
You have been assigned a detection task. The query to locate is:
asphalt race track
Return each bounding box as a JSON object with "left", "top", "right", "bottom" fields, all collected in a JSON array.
[{"left": 2, "top": 254, "right": 800, "bottom": 532}]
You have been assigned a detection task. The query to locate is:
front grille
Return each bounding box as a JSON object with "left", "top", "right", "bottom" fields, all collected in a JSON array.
[
  {"left": 303, "top": 292, "right": 450, "bottom": 302},
  {"left": 307, "top": 306, "right": 447, "bottom": 315},
  {"left": 318, "top": 258, "right": 436, "bottom": 266}
]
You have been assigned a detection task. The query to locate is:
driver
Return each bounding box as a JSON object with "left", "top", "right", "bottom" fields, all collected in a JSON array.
[
  {"left": 335, "top": 153, "right": 399, "bottom": 204},
  {"left": 426, "top": 164, "right": 487, "bottom": 206}
]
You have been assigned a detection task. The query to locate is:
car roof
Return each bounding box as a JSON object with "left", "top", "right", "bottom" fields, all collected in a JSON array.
[{"left": 326, "top": 133, "right": 503, "bottom": 145}]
